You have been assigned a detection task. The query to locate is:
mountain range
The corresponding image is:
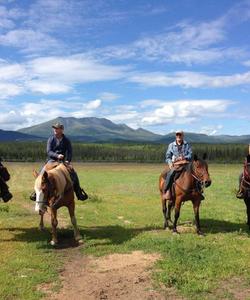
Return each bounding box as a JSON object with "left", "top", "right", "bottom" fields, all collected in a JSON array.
[{"left": 0, "top": 116, "right": 249, "bottom": 143}]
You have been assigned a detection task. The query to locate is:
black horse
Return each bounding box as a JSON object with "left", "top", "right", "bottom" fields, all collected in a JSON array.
[
  {"left": 238, "top": 154, "right": 250, "bottom": 229},
  {"left": 0, "top": 159, "right": 12, "bottom": 202}
]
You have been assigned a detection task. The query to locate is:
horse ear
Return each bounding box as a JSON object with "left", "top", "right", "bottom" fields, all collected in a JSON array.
[
  {"left": 247, "top": 154, "right": 250, "bottom": 163},
  {"left": 33, "top": 170, "right": 39, "bottom": 178},
  {"left": 193, "top": 154, "right": 198, "bottom": 161},
  {"left": 203, "top": 153, "right": 207, "bottom": 160}
]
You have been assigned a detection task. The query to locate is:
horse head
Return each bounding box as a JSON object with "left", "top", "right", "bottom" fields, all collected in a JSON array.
[
  {"left": 192, "top": 153, "right": 211, "bottom": 188},
  {"left": 34, "top": 171, "right": 56, "bottom": 212}
]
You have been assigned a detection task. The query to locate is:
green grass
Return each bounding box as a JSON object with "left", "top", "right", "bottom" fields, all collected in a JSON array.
[{"left": 1, "top": 162, "right": 250, "bottom": 299}]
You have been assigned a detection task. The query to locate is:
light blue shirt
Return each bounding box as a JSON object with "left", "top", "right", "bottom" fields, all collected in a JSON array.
[{"left": 165, "top": 140, "right": 192, "bottom": 165}]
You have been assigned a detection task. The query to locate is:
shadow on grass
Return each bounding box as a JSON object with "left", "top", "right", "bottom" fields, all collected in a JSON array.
[
  {"left": 0, "top": 226, "right": 81, "bottom": 249},
  {"left": 0, "top": 224, "right": 162, "bottom": 248},
  {"left": 0, "top": 219, "right": 249, "bottom": 250},
  {"left": 201, "top": 218, "right": 250, "bottom": 234}
]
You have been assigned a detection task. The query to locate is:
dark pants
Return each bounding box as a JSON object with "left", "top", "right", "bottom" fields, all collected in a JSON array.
[
  {"left": 0, "top": 177, "right": 9, "bottom": 195},
  {"left": 164, "top": 169, "right": 176, "bottom": 192}
]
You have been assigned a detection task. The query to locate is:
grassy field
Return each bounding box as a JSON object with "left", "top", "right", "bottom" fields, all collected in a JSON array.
[{"left": 0, "top": 162, "right": 250, "bottom": 299}]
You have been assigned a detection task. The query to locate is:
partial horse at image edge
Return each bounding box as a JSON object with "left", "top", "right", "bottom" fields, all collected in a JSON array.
[{"left": 238, "top": 154, "right": 250, "bottom": 229}]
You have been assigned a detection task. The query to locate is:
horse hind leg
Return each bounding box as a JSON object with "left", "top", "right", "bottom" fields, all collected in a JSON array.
[{"left": 68, "top": 203, "right": 83, "bottom": 243}]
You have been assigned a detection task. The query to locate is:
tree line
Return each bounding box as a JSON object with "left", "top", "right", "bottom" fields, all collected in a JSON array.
[{"left": 0, "top": 142, "right": 249, "bottom": 163}]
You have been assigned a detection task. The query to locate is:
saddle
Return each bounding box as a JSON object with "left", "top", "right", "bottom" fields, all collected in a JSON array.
[{"left": 44, "top": 162, "right": 73, "bottom": 173}]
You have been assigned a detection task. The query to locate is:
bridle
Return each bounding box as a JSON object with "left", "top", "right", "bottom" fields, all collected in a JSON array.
[
  {"left": 191, "top": 161, "right": 208, "bottom": 188},
  {"left": 35, "top": 179, "right": 57, "bottom": 207}
]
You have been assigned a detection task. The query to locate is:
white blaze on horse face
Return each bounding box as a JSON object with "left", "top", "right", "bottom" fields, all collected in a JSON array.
[{"left": 35, "top": 188, "right": 44, "bottom": 212}]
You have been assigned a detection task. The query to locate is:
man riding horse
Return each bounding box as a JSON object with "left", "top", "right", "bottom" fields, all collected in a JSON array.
[
  {"left": 164, "top": 130, "right": 192, "bottom": 195},
  {"left": 0, "top": 158, "right": 12, "bottom": 202},
  {"left": 30, "top": 122, "right": 88, "bottom": 201}
]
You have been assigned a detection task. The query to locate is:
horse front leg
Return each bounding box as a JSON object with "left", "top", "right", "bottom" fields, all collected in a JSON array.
[
  {"left": 39, "top": 210, "right": 45, "bottom": 231},
  {"left": 50, "top": 209, "right": 58, "bottom": 246},
  {"left": 193, "top": 199, "right": 203, "bottom": 235},
  {"left": 244, "top": 198, "right": 250, "bottom": 229},
  {"left": 68, "top": 202, "right": 82, "bottom": 243},
  {"left": 173, "top": 200, "right": 181, "bottom": 234}
]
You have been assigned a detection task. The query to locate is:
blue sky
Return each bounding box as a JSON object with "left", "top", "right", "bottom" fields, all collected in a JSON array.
[{"left": 0, "top": 0, "right": 250, "bottom": 135}]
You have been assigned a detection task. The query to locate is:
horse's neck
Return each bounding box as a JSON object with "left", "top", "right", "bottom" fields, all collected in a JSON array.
[{"left": 176, "top": 165, "right": 194, "bottom": 189}]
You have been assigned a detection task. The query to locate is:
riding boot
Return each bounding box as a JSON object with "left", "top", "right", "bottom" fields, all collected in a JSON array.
[
  {"left": 69, "top": 170, "right": 88, "bottom": 201},
  {"left": 30, "top": 191, "right": 36, "bottom": 201},
  {"left": 0, "top": 177, "right": 12, "bottom": 202},
  {"left": 164, "top": 169, "right": 175, "bottom": 193}
]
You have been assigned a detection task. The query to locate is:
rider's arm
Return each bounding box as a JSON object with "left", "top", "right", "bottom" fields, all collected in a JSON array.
[
  {"left": 184, "top": 143, "right": 192, "bottom": 161},
  {"left": 166, "top": 143, "right": 173, "bottom": 167},
  {"left": 47, "top": 137, "right": 59, "bottom": 160}
]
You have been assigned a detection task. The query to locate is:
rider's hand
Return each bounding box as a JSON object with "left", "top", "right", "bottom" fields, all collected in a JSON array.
[{"left": 58, "top": 154, "right": 64, "bottom": 160}]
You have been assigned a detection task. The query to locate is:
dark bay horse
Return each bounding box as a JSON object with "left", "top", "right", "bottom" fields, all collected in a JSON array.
[
  {"left": 34, "top": 163, "right": 82, "bottom": 245},
  {"left": 159, "top": 154, "right": 211, "bottom": 235},
  {"left": 238, "top": 155, "right": 250, "bottom": 229}
]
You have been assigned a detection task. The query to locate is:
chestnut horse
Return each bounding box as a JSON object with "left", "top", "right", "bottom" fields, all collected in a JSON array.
[
  {"left": 238, "top": 154, "right": 250, "bottom": 229},
  {"left": 34, "top": 163, "right": 82, "bottom": 245},
  {"left": 159, "top": 154, "right": 211, "bottom": 235}
]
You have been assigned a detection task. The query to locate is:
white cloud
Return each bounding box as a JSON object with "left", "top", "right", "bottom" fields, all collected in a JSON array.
[
  {"left": 140, "top": 100, "right": 233, "bottom": 126},
  {"left": 27, "top": 81, "right": 72, "bottom": 94},
  {"left": 129, "top": 71, "right": 250, "bottom": 88},
  {"left": 98, "top": 92, "right": 120, "bottom": 101},
  {"left": 85, "top": 99, "right": 102, "bottom": 110},
  {"left": 0, "top": 29, "right": 62, "bottom": 53},
  {"left": 28, "top": 56, "right": 128, "bottom": 83},
  {"left": 199, "top": 125, "right": 223, "bottom": 136},
  {"left": 0, "top": 82, "right": 24, "bottom": 99},
  {"left": 0, "top": 55, "right": 128, "bottom": 98}
]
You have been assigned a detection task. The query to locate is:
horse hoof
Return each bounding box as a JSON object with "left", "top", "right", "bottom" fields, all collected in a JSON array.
[
  {"left": 50, "top": 240, "right": 58, "bottom": 246},
  {"left": 197, "top": 231, "right": 205, "bottom": 236},
  {"left": 172, "top": 230, "right": 180, "bottom": 235},
  {"left": 78, "top": 239, "right": 84, "bottom": 245},
  {"left": 39, "top": 226, "right": 45, "bottom": 232}
]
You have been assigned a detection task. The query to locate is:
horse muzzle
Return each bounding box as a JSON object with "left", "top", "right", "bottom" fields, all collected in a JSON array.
[{"left": 204, "top": 180, "right": 211, "bottom": 187}]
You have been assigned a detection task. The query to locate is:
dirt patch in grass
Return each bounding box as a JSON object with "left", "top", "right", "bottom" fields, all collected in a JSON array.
[
  {"left": 214, "top": 277, "right": 250, "bottom": 300},
  {"left": 43, "top": 250, "right": 184, "bottom": 300}
]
